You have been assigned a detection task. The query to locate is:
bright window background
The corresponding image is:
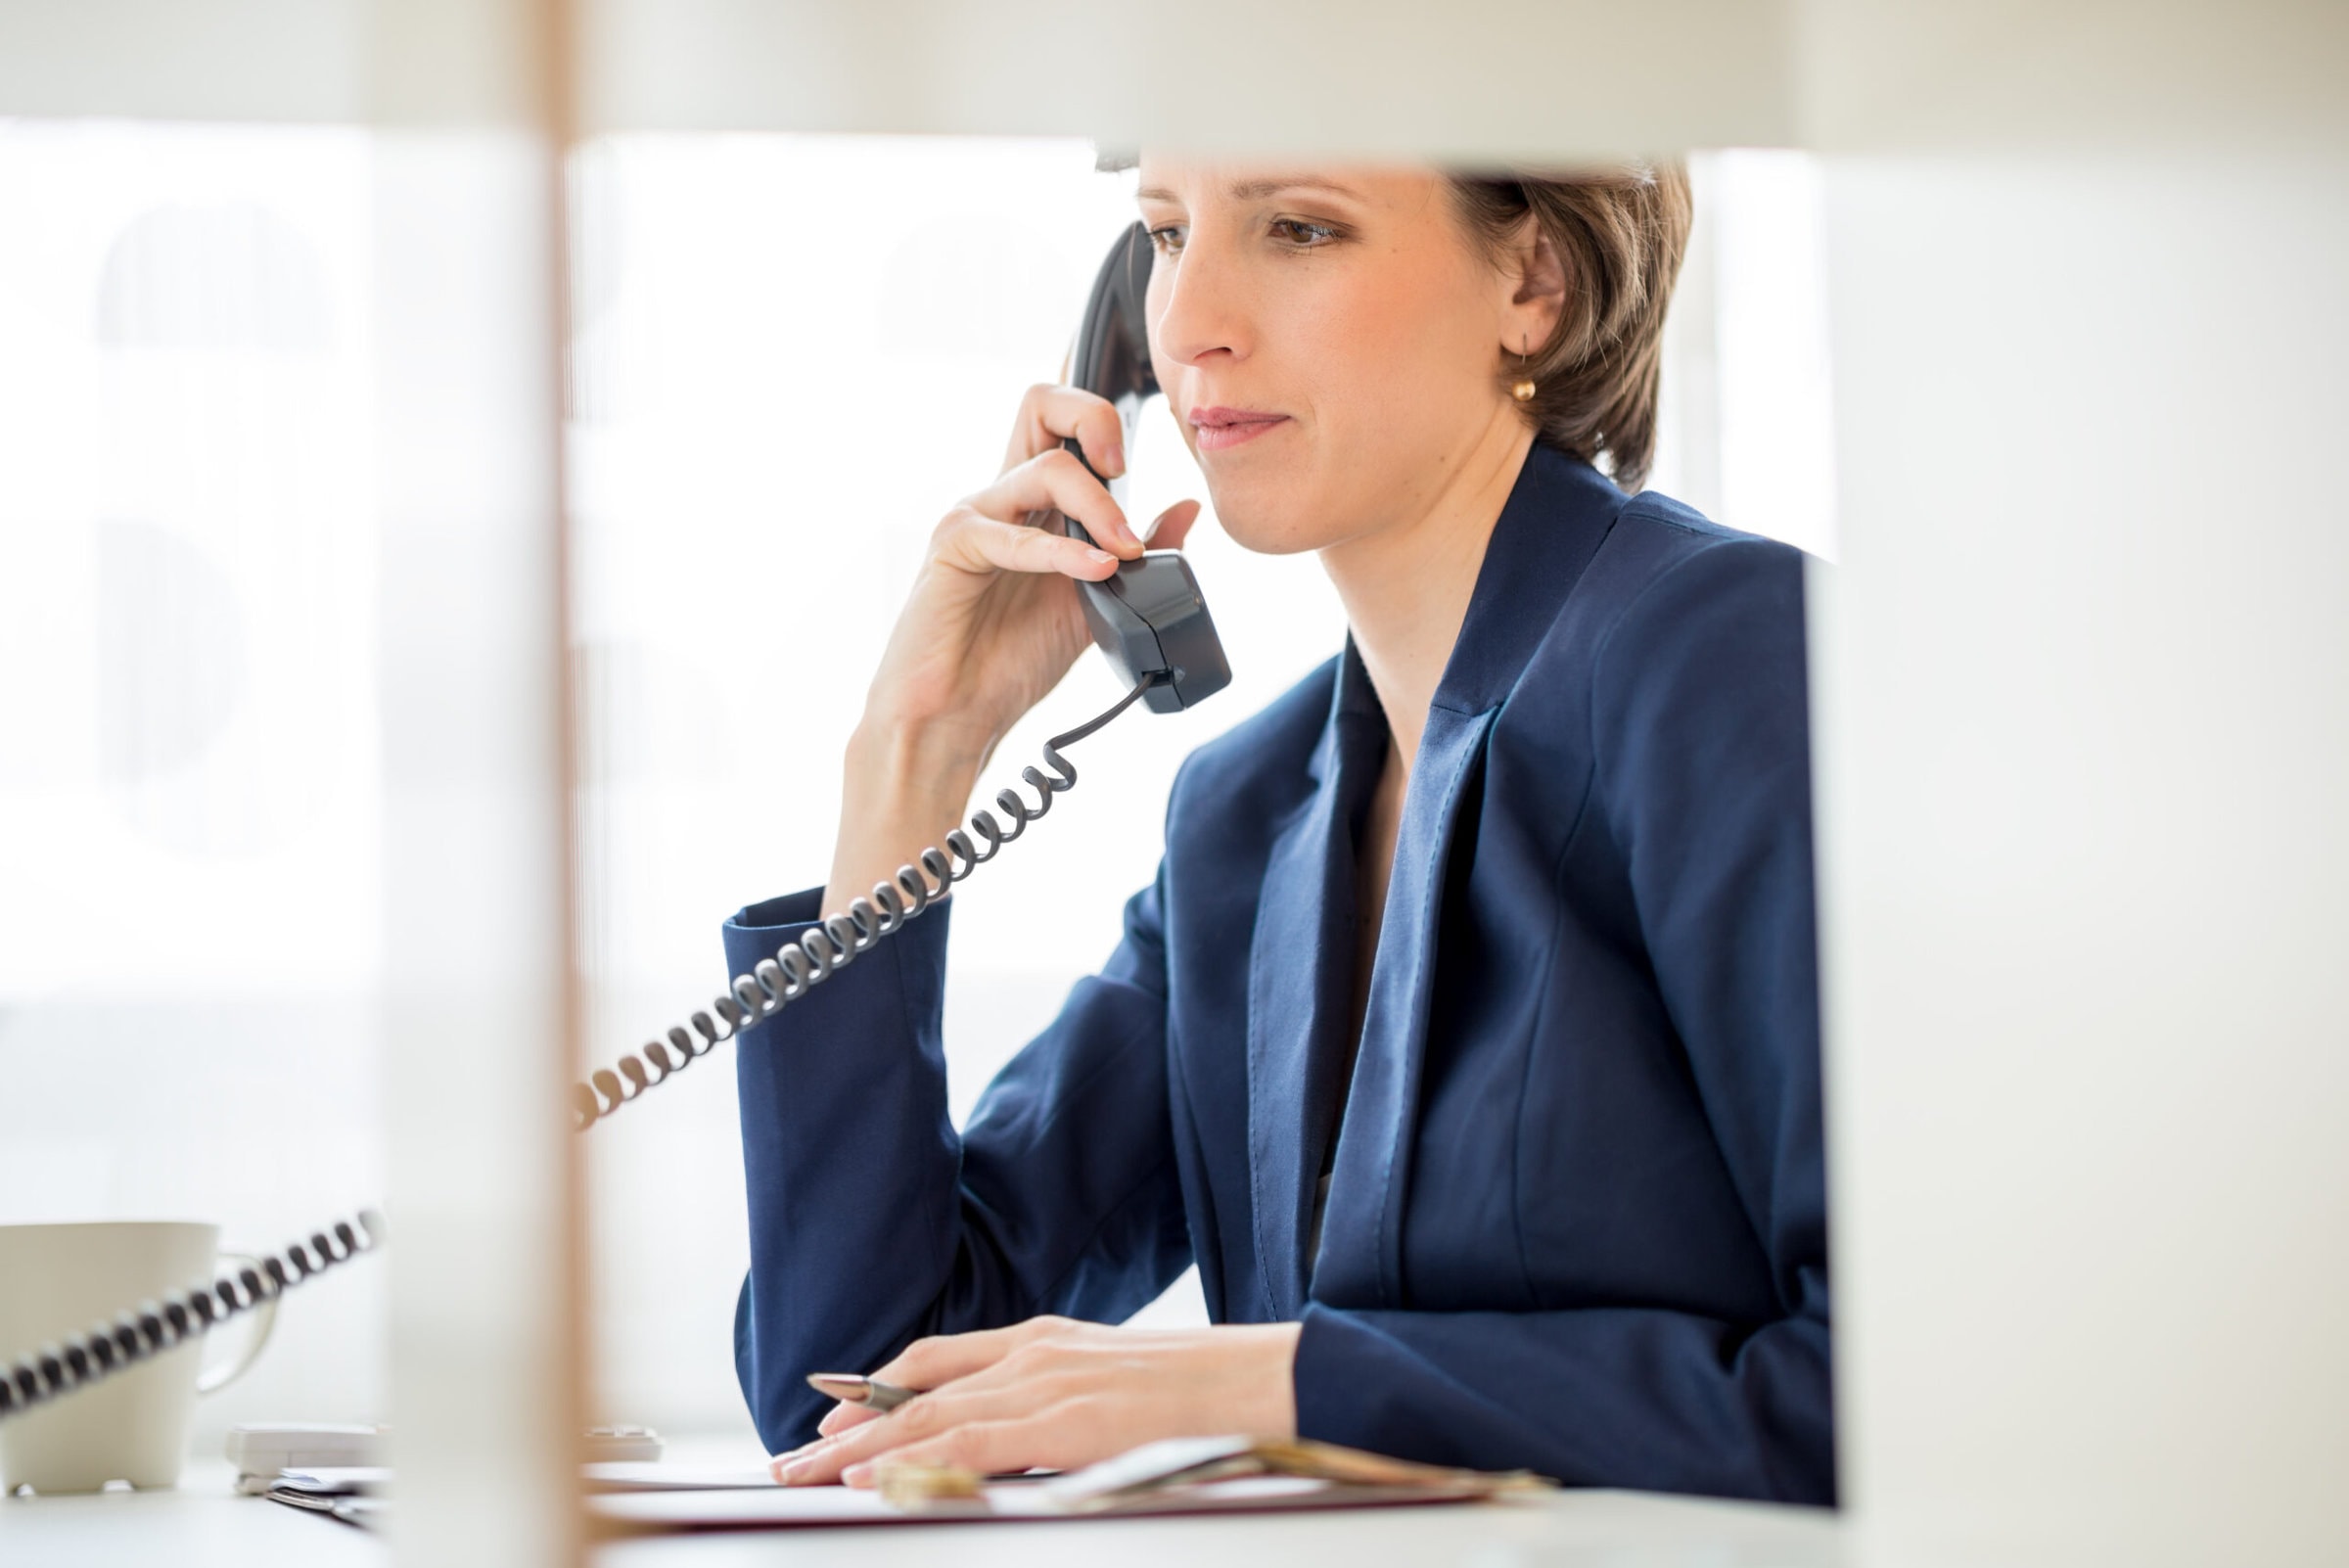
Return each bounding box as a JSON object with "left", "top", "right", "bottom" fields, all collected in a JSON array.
[
  {"left": 0, "top": 120, "right": 387, "bottom": 1440},
  {"left": 0, "top": 123, "right": 1833, "bottom": 1445}
]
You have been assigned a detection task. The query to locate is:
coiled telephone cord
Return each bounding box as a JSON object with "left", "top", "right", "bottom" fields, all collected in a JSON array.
[
  {"left": 570, "top": 671, "right": 1165, "bottom": 1130},
  {"left": 0, "top": 1211, "right": 384, "bottom": 1422}
]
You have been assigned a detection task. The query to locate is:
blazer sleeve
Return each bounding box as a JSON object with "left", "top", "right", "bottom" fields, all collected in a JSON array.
[
  {"left": 727, "top": 872, "right": 1193, "bottom": 1455},
  {"left": 1293, "top": 533, "right": 1834, "bottom": 1504}
]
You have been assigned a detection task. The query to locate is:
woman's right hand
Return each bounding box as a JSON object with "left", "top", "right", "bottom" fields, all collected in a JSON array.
[{"left": 821, "top": 384, "right": 1203, "bottom": 917}]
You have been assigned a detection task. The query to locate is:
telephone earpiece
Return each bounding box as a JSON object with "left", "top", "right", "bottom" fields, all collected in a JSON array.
[{"left": 1058, "top": 222, "right": 1231, "bottom": 715}]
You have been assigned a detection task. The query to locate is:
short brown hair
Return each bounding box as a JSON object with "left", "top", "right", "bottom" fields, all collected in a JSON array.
[{"left": 1450, "top": 164, "right": 1691, "bottom": 491}]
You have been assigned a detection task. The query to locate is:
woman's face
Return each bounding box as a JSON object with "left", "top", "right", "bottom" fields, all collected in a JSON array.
[{"left": 1137, "top": 159, "right": 1531, "bottom": 557}]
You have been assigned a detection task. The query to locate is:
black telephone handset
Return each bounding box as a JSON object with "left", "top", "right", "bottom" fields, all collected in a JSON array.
[
  {"left": 1059, "top": 223, "right": 1231, "bottom": 714},
  {"left": 0, "top": 225, "right": 1242, "bottom": 1424}
]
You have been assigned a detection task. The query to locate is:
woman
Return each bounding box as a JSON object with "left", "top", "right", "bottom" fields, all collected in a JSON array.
[{"left": 725, "top": 158, "right": 1832, "bottom": 1504}]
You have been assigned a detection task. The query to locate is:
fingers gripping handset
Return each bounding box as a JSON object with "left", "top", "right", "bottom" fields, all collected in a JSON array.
[{"left": 1056, "top": 223, "right": 1231, "bottom": 714}]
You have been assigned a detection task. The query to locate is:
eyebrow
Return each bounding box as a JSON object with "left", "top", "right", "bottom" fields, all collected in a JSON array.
[{"left": 1133, "top": 176, "right": 1364, "bottom": 206}]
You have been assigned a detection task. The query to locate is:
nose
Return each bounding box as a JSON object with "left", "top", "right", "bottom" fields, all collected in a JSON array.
[{"left": 1149, "top": 229, "right": 1250, "bottom": 378}]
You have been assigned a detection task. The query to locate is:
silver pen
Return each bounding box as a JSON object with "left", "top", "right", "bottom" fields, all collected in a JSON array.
[{"left": 806, "top": 1372, "right": 918, "bottom": 1413}]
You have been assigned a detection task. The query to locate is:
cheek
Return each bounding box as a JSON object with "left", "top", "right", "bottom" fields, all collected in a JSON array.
[{"left": 1280, "top": 254, "right": 1498, "bottom": 492}]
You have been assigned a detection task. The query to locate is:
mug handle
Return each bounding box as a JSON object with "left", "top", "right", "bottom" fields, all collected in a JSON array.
[{"left": 194, "top": 1251, "right": 281, "bottom": 1396}]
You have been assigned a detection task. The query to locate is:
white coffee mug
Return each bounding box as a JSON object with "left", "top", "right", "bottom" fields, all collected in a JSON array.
[{"left": 0, "top": 1221, "right": 277, "bottom": 1494}]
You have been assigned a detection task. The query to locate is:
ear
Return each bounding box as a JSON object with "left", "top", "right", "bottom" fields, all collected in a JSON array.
[{"left": 1500, "top": 221, "right": 1567, "bottom": 358}]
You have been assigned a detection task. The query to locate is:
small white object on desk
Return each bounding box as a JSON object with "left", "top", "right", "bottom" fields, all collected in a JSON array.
[
  {"left": 226, "top": 1421, "right": 664, "bottom": 1492},
  {"left": 225, "top": 1426, "right": 384, "bottom": 1494}
]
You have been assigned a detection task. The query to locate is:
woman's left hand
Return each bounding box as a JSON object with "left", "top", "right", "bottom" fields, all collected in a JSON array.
[{"left": 769, "top": 1316, "right": 1304, "bottom": 1488}]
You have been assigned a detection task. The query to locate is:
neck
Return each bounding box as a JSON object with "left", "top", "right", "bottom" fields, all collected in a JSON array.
[{"left": 1319, "top": 412, "right": 1534, "bottom": 771}]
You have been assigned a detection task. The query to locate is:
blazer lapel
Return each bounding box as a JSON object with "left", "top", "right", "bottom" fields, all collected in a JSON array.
[
  {"left": 1309, "top": 445, "right": 1630, "bottom": 1310},
  {"left": 1244, "top": 648, "right": 1385, "bottom": 1319},
  {"left": 1311, "top": 704, "right": 1496, "bottom": 1309}
]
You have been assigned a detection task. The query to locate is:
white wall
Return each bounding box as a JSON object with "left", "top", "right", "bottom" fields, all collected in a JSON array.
[{"left": 1656, "top": 150, "right": 1838, "bottom": 562}]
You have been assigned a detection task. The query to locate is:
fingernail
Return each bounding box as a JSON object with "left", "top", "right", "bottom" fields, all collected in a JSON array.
[
  {"left": 1086, "top": 549, "right": 1116, "bottom": 566},
  {"left": 1104, "top": 442, "right": 1125, "bottom": 476},
  {"left": 841, "top": 1462, "right": 872, "bottom": 1488},
  {"left": 776, "top": 1457, "right": 813, "bottom": 1485}
]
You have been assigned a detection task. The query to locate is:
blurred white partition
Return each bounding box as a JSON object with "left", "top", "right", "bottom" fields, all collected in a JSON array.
[
  {"left": 1812, "top": 150, "right": 2349, "bottom": 1565},
  {"left": 1799, "top": 12, "right": 2349, "bottom": 1567},
  {"left": 0, "top": 0, "right": 367, "bottom": 121},
  {"left": 1803, "top": 3, "right": 2349, "bottom": 1556},
  {"left": 367, "top": 7, "right": 586, "bottom": 1568},
  {"left": 576, "top": 0, "right": 1795, "bottom": 155},
  {"left": 0, "top": 0, "right": 1802, "bottom": 153},
  {"left": 1797, "top": 0, "right": 2348, "bottom": 155},
  {"left": 373, "top": 131, "right": 583, "bottom": 1564}
]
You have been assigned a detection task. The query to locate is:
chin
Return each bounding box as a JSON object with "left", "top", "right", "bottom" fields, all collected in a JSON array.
[{"left": 1200, "top": 474, "right": 1342, "bottom": 558}]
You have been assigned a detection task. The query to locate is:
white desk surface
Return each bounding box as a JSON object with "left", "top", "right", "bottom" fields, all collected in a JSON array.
[{"left": 1, "top": 1453, "right": 1843, "bottom": 1566}]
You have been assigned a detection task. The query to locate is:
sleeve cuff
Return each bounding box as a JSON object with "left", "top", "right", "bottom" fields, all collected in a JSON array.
[
  {"left": 720, "top": 886, "right": 955, "bottom": 1047},
  {"left": 1293, "top": 1303, "right": 1378, "bottom": 1451},
  {"left": 724, "top": 885, "right": 824, "bottom": 950},
  {"left": 1291, "top": 1303, "right": 1474, "bottom": 1469}
]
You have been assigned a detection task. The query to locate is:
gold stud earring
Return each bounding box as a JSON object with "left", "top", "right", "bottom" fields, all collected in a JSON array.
[{"left": 1510, "top": 349, "right": 1537, "bottom": 403}]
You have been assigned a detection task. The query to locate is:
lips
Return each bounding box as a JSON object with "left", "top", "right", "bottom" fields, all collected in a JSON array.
[{"left": 1188, "top": 405, "right": 1290, "bottom": 453}]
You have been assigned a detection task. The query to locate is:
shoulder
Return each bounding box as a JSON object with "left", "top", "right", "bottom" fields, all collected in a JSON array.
[
  {"left": 1499, "top": 484, "right": 1810, "bottom": 775},
  {"left": 1487, "top": 452, "right": 1810, "bottom": 705},
  {"left": 1576, "top": 494, "right": 1813, "bottom": 778},
  {"left": 1600, "top": 489, "right": 1807, "bottom": 618},
  {"left": 1533, "top": 487, "right": 1809, "bottom": 693}
]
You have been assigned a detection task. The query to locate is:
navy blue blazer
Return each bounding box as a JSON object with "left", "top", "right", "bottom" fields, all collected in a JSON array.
[{"left": 725, "top": 445, "right": 1833, "bottom": 1504}]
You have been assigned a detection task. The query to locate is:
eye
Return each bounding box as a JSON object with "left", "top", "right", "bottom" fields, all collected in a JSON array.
[
  {"left": 1146, "top": 225, "right": 1187, "bottom": 257},
  {"left": 1268, "top": 218, "right": 1340, "bottom": 249}
]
